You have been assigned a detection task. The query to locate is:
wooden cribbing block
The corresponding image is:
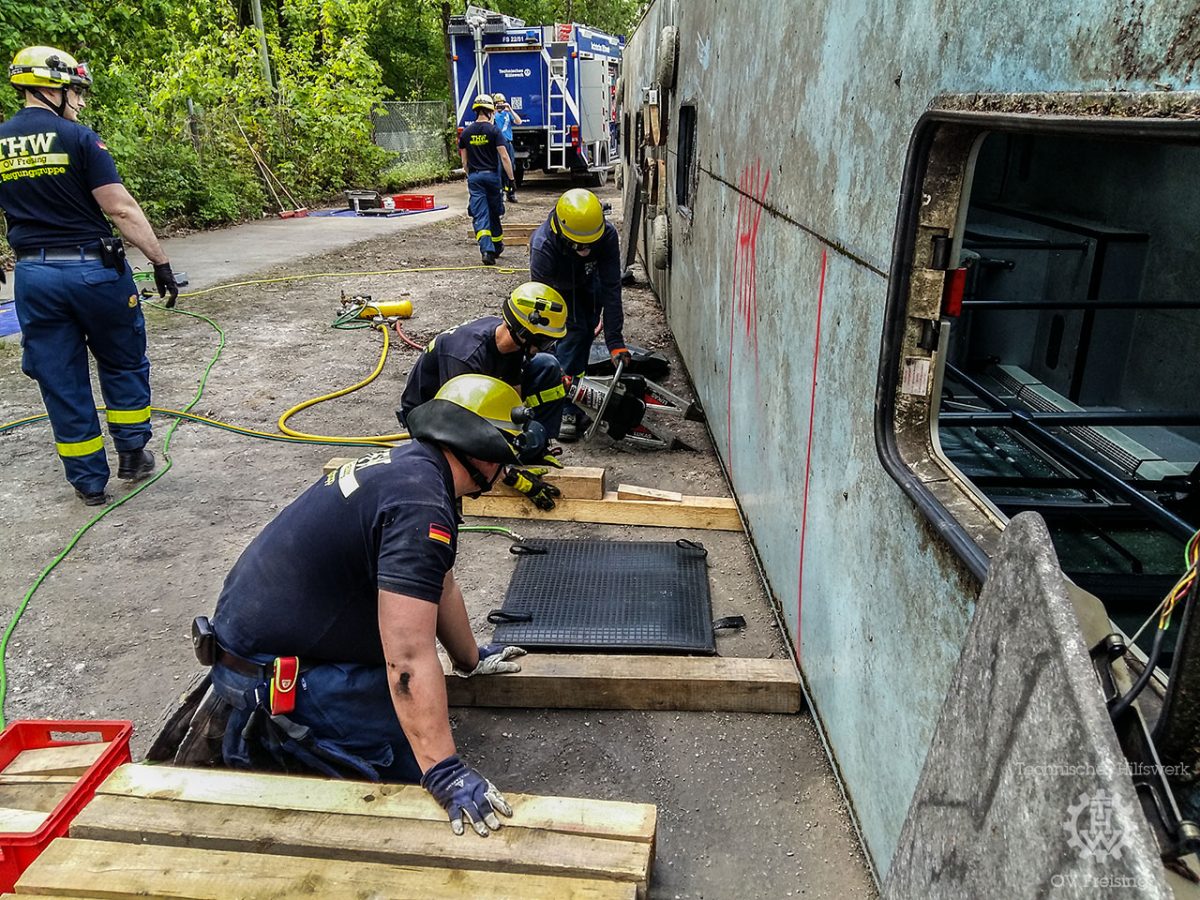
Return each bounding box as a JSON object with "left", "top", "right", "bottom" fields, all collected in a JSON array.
[
  {"left": 97, "top": 764, "right": 656, "bottom": 844},
  {"left": 497, "top": 466, "right": 605, "bottom": 500},
  {"left": 616, "top": 483, "right": 683, "bottom": 503},
  {"left": 0, "top": 806, "right": 49, "bottom": 832},
  {"left": 17, "top": 839, "right": 637, "bottom": 900},
  {"left": 4, "top": 742, "right": 106, "bottom": 777},
  {"left": 0, "top": 780, "right": 73, "bottom": 813},
  {"left": 322, "top": 456, "right": 357, "bottom": 475},
  {"left": 463, "top": 491, "right": 743, "bottom": 531},
  {"left": 70, "top": 795, "right": 650, "bottom": 896},
  {"left": 444, "top": 654, "right": 802, "bottom": 714}
]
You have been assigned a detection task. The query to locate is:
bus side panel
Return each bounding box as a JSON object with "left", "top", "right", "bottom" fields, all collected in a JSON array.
[{"left": 622, "top": 0, "right": 1200, "bottom": 876}]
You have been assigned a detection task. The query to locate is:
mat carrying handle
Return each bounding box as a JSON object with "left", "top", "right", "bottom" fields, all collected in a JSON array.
[
  {"left": 510, "top": 543, "right": 547, "bottom": 556},
  {"left": 676, "top": 539, "right": 708, "bottom": 558},
  {"left": 487, "top": 610, "right": 534, "bottom": 625}
]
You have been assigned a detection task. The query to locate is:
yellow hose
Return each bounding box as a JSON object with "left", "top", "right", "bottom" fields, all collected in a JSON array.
[{"left": 277, "top": 324, "right": 410, "bottom": 446}]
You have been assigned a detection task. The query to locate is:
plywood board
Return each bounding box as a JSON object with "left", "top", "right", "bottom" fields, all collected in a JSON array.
[
  {"left": 4, "top": 743, "right": 106, "bottom": 776},
  {"left": 17, "top": 838, "right": 637, "bottom": 900},
  {"left": 322, "top": 456, "right": 358, "bottom": 474},
  {"left": 98, "top": 765, "right": 655, "bottom": 843},
  {"left": 496, "top": 466, "right": 606, "bottom": 500},
  {"left": 616, "top": 484, "right": 682, "bottom": 503},
  {"left": 463, "top": 490, "right": 742, "bottom": 531},
  {"left": 444, "top": 654, "right": 802, "bottom": 714}
]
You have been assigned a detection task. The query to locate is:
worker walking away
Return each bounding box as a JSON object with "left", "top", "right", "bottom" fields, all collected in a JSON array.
[
  {"left": 0, "top": 47, "right": 179, "bottom": 506},
  {"left": 530, "top": 188, "right": 629, "bottom": 441},
  {"left": 491, "top": 92, "right": 523, "bottom": 204},
  {"left": 193, "top": 375, "right": 529, "bottom": 836},
  {"left": 397, "top": 282, "right": 569, "bottom": 510},
  {"left": 459, "top": 94, "right": 514, "bottom": 266}
]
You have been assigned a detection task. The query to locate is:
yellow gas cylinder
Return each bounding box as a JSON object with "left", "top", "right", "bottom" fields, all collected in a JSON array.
[{"left": 358, "top": 299, "right": 413, "bottom": 319}]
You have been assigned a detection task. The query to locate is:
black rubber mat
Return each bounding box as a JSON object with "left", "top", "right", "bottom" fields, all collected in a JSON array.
[{"left": 490, "top": 538, "right": 715, "bottom": 653}]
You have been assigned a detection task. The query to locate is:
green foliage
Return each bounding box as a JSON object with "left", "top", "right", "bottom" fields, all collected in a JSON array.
[{"left": 0, "top": 0, "right": 639, "bottom": 231}]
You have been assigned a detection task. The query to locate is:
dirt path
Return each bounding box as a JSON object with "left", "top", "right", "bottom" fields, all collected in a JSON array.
[{"left": 0, "top": 178, "right": 875, "bottom": 899}]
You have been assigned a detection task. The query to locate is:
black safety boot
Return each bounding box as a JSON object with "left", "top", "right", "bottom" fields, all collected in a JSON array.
[
  {"left": 507, "top": 191, "right": 518, "bottom": 203},
  {"left": 482, "top": 251, "right": 497, "bottom": 266},
  {"left": 74, "top": 488, "right": 110, "bottom": 507},
  {"left": 117, "top": 447, "right": 156, "bottom": 481}
]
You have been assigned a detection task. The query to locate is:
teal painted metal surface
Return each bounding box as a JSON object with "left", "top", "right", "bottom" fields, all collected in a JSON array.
[{"left": 621, "top": 0, "right": 1200, "bottom": 875}]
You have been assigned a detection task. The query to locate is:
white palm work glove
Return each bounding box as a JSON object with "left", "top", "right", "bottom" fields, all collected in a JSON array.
[{"left": 455, "top": 644, "right": 526, "bottom": 677}]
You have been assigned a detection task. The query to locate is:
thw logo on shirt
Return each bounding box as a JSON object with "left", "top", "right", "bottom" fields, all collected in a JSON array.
[
  {"left": 0, "top": 132, "right": 56, "bottom": 157},
  {"left": 469, "top": 134, "right": 490, "bottom": 147}
]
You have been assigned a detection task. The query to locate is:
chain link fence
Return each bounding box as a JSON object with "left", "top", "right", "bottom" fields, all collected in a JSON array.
[{"left": 372, "top": 101, "right": 449, "bottom": 166}]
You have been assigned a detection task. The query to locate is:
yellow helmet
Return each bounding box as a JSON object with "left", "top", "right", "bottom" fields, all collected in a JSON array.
[
  {"left": 552, "top": 189, "right": 605, "bottom": 245},
  {"left": 472, "top": 94, "right": 495, "bottom": 112},
  {"left": 406, "top": 374, "right": 521, "bottom": 463},
  {"left": 503, "top": 282, "right": 567, "bottom": 346},
  {"left": 492, "top": 92, "right": 507, "bottom": 104},
  {"left": 10, "top": 46, "right": 92, "bottom": 90}
]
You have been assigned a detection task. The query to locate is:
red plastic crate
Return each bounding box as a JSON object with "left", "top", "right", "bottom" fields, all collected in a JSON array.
[
  {"left": 388, "top": 193, "right": 435, "bottom": 210},
  {"left": 0, "top": 720, "right": 132, "bottom": 890}
]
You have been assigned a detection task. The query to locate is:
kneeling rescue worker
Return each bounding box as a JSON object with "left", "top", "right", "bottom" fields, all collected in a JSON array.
[
  {"left": 397, "top": 282, "right": 569, "bottom": 510},
  {"left": 193, "top": 375, "right": 529, "bottom": 836},
  {"left": 0, "top": 47, "right": 180, "bottom": 505}
]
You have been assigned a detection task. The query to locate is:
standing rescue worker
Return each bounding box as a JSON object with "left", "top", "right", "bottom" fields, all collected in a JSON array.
[
  {"left": 199, "top": 375, "right": 529, "bottom": 836},
  {"left": 0, "top": 47, "right": 179, "bottom": 505},
  {"left": 458, "top": 94, "right": 513, "bottom": 266},
  {"left": 491, "top": 92, "right": 522, "bottom": 204},
  {"left": 397, "top": 282, "right": 569, "bottom": 510},
  {"left": 530, "top": 188, "right": 628, "bottom": 441}
]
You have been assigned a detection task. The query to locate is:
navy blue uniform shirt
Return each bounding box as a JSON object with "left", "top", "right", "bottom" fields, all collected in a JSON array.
[
  {"left": 398, "top": 316, "right": 523, "bottom": 423},
  {"left": 212, "top": 441, "right": 459, "bottom": 664},
  {"left": 529, "top": 218, "right": 625, "bottom": 351},
  {"left": 458, "top": 121, "right": 502, "bottom": 173},
  {"left": 0, "top": 107, "right": 120, "bottom": 251}
]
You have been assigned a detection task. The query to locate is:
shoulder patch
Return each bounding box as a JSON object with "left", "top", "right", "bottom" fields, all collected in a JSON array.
[{"left": 428, "top": 523, "right": 452, "bottom": 545}]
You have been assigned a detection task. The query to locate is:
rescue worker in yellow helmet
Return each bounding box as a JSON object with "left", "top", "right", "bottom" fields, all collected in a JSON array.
[
  {"left": 458, "top": 94, "right": 513, "bottom": 265},
  {"left": 396, "top": 283, "right": 569, "bottom": 510},
  {"left": 1, "top": 47, "right": 179, "bottom": 505},
  {"left": 530, "top": 188, "right": 628, "bottom": 440},
  {"left": 197, "top": 375, "right": 530, "bottom": 836}
]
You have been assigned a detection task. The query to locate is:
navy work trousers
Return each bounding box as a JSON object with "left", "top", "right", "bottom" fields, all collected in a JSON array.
[
  {"left": 212, "top": 656, "right": 422, "bottom": 783},
  {"left": 15, "top": 256, "right": 151, "bottom": 494},
  {"left": 522, "top": 351, "right": 565, "bottom": 441},
  {"left": 467, "top": 170, "right": 503, "bottom": 254}
]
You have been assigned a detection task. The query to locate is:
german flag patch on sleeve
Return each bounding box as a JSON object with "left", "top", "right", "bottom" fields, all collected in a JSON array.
[{"left": 428, "top": 523, "right": 452, "bottom": 545}]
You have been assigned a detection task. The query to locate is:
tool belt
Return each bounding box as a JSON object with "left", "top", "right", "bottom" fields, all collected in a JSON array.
[
  {"left": 17, "top": 237, "right": 125, "bottom": 274},
  {"left": 192, "top": 615, "right": 261, "bottom": 676}
]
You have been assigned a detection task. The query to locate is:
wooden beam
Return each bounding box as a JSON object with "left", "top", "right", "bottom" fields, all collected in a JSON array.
[
  {"left": 444, "top": 654, "right": 802, "bottom": 714},
  {"left": 5, "top": 743, "right": 107, "bottom": 777},
  {"left": 616, "top": 484, "right": 682, "bottom": 503},
  {"left": 17, "top": 838, "right": 638, "bottom": 900},
  {"left": 97, "top": 765, "right": 656, "bottom": 844},
  {"left": 322, "top": 456, "right": 358, "bottom": 475},
  {"left": 496, "top": 466, "right": 605, "bottom": 500},
  {"left": 0, "top": 807, "right": 48, "bottom": 832},
  {"left": 0, "top": 781, "right": 73, "bottom": 812},
  {"left": 463, "top": 491, "right": 742, "bottom": 531},
  {"left": 69, "top": 796, "right": 650, "bottom": 895}
]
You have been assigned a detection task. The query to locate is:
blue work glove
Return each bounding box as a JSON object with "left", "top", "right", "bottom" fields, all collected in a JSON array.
[
  {"left": 421, "top": 754, "right": 513, "bottom": 836},
  {"left": 454, "top": 643, "right": 526, "bottom": 677}
]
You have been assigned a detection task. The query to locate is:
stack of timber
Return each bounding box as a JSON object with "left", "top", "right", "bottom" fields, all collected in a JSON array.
[
  {"left": 10, "top": 764, "right": 656, "bottom": 899},
  {"left": 0, "top": 741, "right": 112, "bottom": 835},
  {"left": 464, "top": 222, "right": 540, "bottom": 245}
]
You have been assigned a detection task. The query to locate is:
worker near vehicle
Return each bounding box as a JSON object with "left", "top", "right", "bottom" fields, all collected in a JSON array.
[
  {"left": 530, "top": 188, "right": 629, "bottom": 441},
  {"left": 459, "top": 94, "right": 514, "bottom": 266},
  {"left": 397, "top": 282, "right": 568, "bottom": 511},
  {"left": 491, "top": 92, "right": 523, "bottom": 204},
  {"left": 0, "top": 47, "right": 179, "bottom": 506},
  {"left": 200, "top": 375, "right": 529, "bottom": 837}
]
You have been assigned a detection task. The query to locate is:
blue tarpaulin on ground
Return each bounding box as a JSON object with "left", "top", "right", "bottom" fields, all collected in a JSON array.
[
  {"left": 0, "top": 301, "right": 18, "bottom": 338},
  {"left": 308, "top": 205, "right": 448, "bottom": 218}
]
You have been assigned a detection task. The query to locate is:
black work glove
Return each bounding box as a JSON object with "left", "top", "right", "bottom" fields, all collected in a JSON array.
[
  {"left": 421, "top": 754, "right": 513, "bottom": 836},
  {"left": 153, "top": 261, "right": 179, "bottom": 308},
  {"left": 503, "top": 466, "right": 561, "bottom": 510},
  {"left": 610, "top": 347, "right": 632, "bottom": 367}
]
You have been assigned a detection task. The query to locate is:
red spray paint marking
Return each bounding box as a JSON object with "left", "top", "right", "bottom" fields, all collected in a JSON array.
[
  {"left": 724, "top": 162, "right": 771, "bottom": 466},
  {"left": 795, "top": 247, "right": 828, "bottom": 664}
]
